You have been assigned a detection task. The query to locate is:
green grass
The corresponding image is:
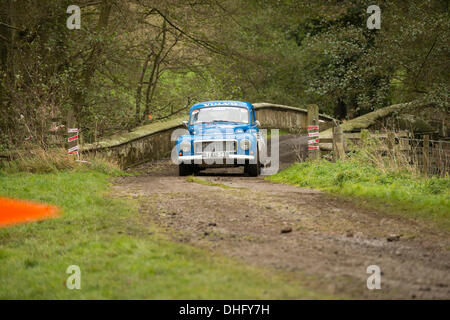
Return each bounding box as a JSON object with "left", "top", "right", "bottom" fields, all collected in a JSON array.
[
  {"left": 268, "top": 160, "right": 450, "bottom": 230},
  {"left": 0, "top": 169, "right": 320, "bottom": 299}
]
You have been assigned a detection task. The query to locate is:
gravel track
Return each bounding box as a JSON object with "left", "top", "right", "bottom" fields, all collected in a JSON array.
[{"left": 112, "top": 134, "right": 449, "bottom": 299}]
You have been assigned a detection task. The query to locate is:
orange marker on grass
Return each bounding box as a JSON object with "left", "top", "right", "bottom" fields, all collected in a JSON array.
[{"left": 0, "top": 197, "right": 60, "bottom": 227}]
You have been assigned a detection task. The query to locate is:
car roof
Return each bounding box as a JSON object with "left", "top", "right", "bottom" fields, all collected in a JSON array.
[{"left": 190, "top": 100, "right": 253, "bottom": 112}]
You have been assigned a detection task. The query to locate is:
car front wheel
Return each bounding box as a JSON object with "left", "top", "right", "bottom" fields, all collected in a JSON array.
[
  {"left": 179, "top": 163, "right": 193, "bottom": 176},
  {"left": 246, "top": 151, "right": 260, "bottom": 177}
]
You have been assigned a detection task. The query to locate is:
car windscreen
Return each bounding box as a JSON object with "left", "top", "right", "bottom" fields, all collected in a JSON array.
[{"left": 190, "top": 106, "right": 249, "bottom": 125}]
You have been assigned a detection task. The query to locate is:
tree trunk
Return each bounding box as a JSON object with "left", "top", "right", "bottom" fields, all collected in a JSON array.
[
  {"left": 143, "top": 20, "right": 167, "bottom": 121},
  {"left": 72, "top": 0, "right": 112, "bottom": 123},
  {"left": 334, "top": 98, "right": 347, "bottom": 120},
  {"left": 136, "top": 52, "right": 152, "bottom": 123}
]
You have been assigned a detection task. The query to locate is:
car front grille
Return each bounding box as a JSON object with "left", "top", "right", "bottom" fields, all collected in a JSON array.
[{"left": 193, "top": 140, "right": 237, "bottom": 154}]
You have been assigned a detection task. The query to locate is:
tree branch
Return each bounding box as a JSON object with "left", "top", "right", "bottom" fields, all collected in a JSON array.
[{"left": 149, "top": 8, "right": 223, "bottom": 55}]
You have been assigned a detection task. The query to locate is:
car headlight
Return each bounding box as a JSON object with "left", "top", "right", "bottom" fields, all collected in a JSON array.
[
  {"left": 180, "top": 141, "right": 191, "bottom": 153},
  {"left": 240, "top": 139, "right": 251, "bottom": 151}
]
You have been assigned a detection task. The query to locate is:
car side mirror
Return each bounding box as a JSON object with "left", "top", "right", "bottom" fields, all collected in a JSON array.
[
  {"left": 255, "top": 120, "right": 261, "bottom": 128},
  {"left": 182, "top": 120, "right": 188, "bottom": 128}
]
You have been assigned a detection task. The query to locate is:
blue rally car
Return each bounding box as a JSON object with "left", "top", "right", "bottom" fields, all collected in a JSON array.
[{"left": 176, "top": 101, "right": 266, "bottom": 176}]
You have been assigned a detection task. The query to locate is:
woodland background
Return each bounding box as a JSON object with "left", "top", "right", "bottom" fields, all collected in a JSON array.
[{"left": 0, "top": 0, "right": 448, "bottom": 149}]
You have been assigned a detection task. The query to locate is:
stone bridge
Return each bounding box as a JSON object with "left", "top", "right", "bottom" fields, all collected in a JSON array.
[{"left": 82, "top": 103, "right": 335, "bottom": 168}]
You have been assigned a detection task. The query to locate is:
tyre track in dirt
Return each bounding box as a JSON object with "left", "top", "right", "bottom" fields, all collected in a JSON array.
[{"left": 112, "top": 134, "right": 450, "bottom": 299}]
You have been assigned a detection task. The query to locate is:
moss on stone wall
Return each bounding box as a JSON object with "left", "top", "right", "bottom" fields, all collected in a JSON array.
[
  {"left": 83, "top": 116, "right": 187, "bottom": 151},
  {"left": 319, "top": 100, "right": 431, "bottom": 140}
]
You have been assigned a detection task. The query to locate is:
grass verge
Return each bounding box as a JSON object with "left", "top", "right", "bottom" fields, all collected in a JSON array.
[
  {"left": 268, "top": 160, "right": 450, "bottom": 230},
  {"left": 0, "top": 147, "right": 122, "bottom": 175},
  {"left": 0, "top": 169, "right": 321, "bottom": 299}
]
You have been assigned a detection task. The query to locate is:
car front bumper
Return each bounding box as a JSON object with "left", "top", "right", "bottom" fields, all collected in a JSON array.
[{"left": 179, "top": 154, "right": 255, "bottom": 165}]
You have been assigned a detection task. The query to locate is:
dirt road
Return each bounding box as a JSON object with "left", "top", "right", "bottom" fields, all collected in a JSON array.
[{"left": 113, "top": 134, "right": 449, "bottom": 299}]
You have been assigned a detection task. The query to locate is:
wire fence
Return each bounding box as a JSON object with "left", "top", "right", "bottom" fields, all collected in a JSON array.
[
  {"left": 329, "top": 129, "right": 450, "bottom": 177},
  {"left": 397, "top": 136, "right": 450, "bottom": 177}
]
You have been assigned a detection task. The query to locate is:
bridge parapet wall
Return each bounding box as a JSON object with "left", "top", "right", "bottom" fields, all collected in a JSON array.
[
  {"left": 254, "top": 103, "right": 334, "bottom": 133},
  {"left": 82, "top": 103, "right": 335, "bottom": 168}
]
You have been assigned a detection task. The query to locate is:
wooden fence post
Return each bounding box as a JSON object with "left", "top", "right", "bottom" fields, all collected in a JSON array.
[
  {"left": 440, "top": 119, "right": 447, "bottom": 138},
  {"left": 332, "top": 125, "right": 345, "bottom": 161},
  {"left": 387, "top": 132, "right": 396, "bottom": 165},
  {"left": 438, "top": 141, "right": 443, "bottom": 177},
  {"left": 332, "top": 127, "right": 337, "bottom": 162},
  {"left": 307, "top": 104, "right": 320, "bottom": 160},
  {"left": 387, "top": 132, "right": 395, "bottom": 152},
  {"left": 423, "top": 135, "right": 429, "bottom": 176}
]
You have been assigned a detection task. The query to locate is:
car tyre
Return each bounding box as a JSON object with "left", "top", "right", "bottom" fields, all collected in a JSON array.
[
  {"left": 179, "top": 163, "right": 193, "bottom": 176},
  {"left": 247, "top": 151, "right": 260, "bottom": 177},
  {"left": 192, "top": 165, "right": 200, "bottom": 176}
]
